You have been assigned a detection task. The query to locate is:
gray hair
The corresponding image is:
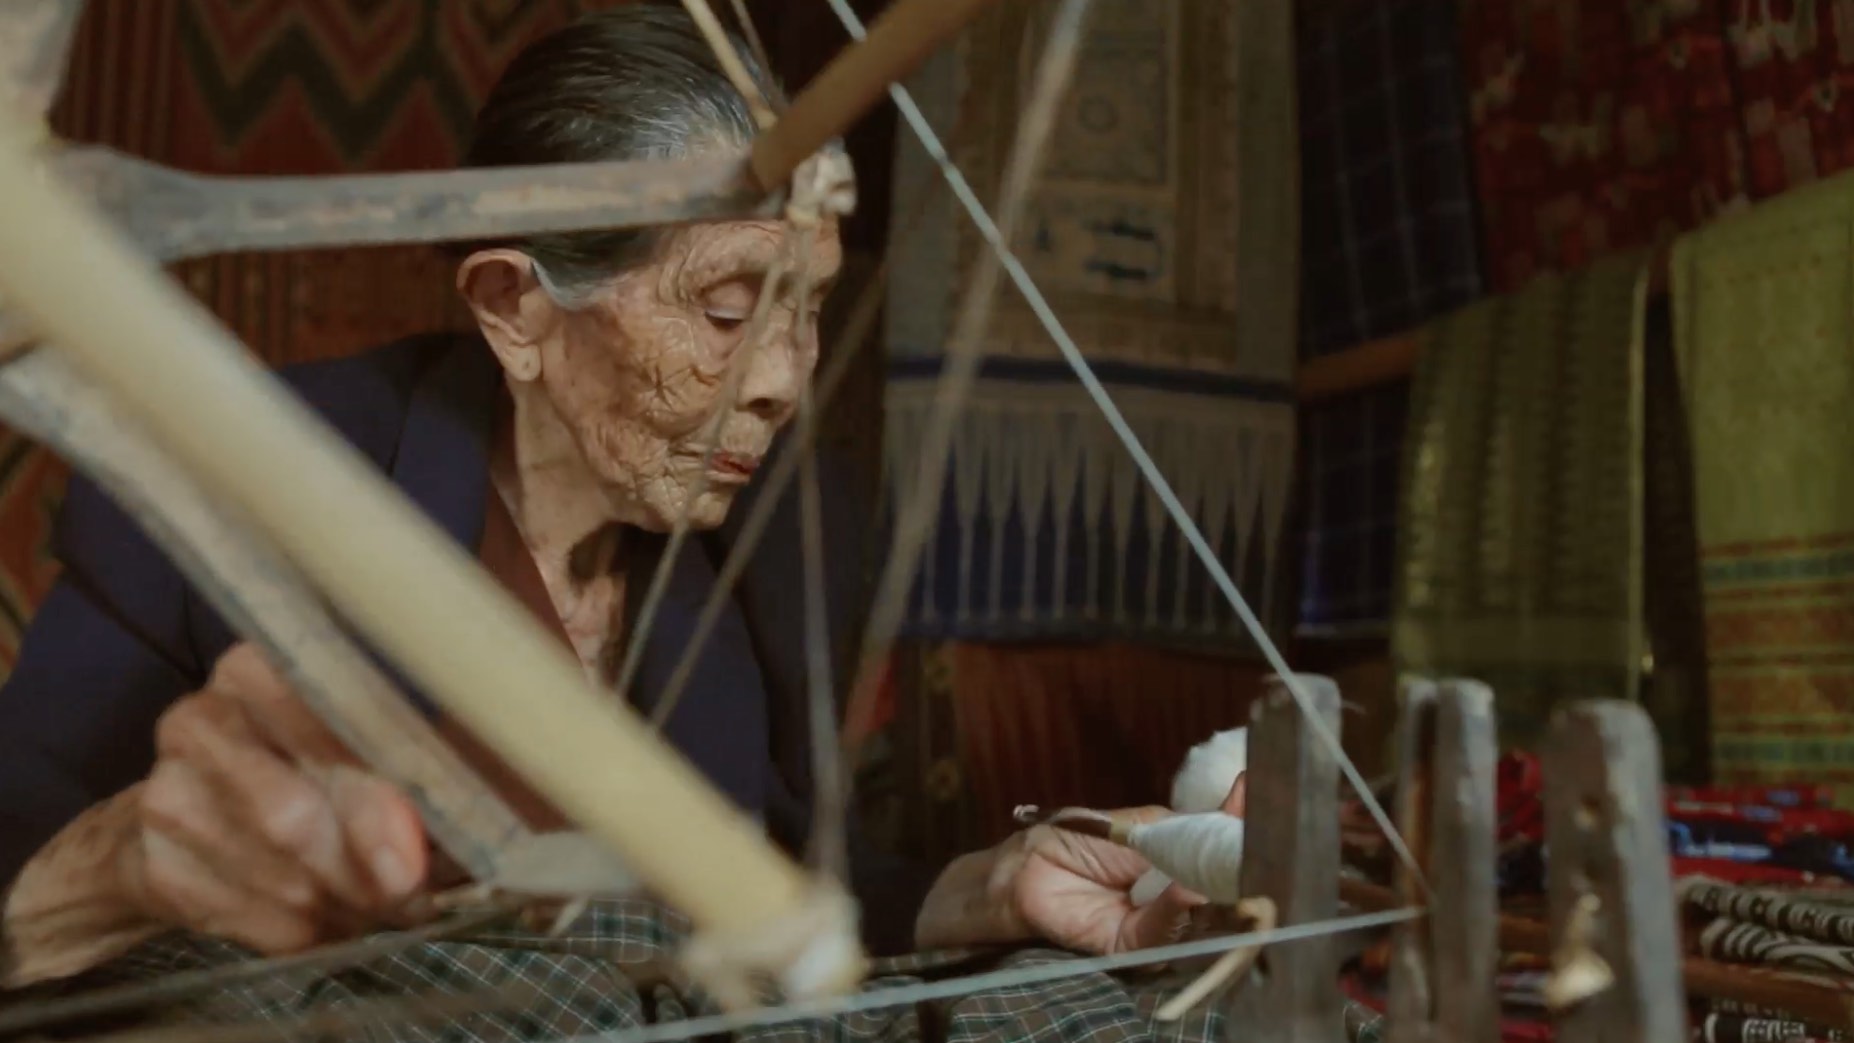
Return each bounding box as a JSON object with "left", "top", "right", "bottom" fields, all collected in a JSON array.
[{"left": 461, "top": 4, "right": 782, "bottom": 308}]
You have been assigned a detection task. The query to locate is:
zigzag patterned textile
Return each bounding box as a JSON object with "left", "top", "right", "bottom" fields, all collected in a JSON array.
[
  {"left": 1673, "top": 168, "right": 1854, "bottom": 807},
  {"left": 882, "top": 0, "right": 1299, "bottom": 648},
  {"left": 0, "top": 0, "right": 624, "bottom": 675}
]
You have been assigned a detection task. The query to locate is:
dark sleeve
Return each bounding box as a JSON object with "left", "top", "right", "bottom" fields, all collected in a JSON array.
[
  {"left": 728, "top": 439, "right": 949, "bottom": 957},
  {"left": 0, "top": 475, "right": 207, "bottom": 894},
  {"left": 0, "top": 338, "right": 439, "bottom": 896}
]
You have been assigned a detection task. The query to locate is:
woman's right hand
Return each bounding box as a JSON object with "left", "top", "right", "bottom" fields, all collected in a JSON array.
[{"left": 114, "top": 643, "right": 431, "bottom": 952}]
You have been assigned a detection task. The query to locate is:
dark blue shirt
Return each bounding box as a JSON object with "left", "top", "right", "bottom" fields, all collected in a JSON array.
[{"left": 0, "top": 334, "right": 936, "bottom": 955}]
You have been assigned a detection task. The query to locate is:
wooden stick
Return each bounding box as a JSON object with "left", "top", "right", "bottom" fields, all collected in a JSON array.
[
  {"left": 1295, "top": 331, "right": 1423, "bottom": 403},
  {"left": 1383, "top": 678, "right": 1500, "bottom": 1043},
  {"left": 0, "top": 108, "right": 858, "bottom": 993},
  {"left": 53, "top": 146, "right": 773, "bottom": 263},
  {"left": 1543, "top": 702, "right": 1686, "bottom": 1042},
  {"left": 1229, "top": 674, "right": 1346, "bottom": 1042},
  {"left": 748, "top": 0, "right": 1001, "bottom": 191}
]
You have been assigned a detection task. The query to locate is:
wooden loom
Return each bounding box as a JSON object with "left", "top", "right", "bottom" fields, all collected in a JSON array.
[{"left": 0, "top": 1, "right": 1738, "bottom": 1041}]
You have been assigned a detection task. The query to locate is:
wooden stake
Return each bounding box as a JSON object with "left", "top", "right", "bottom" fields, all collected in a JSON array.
[
  {"left": 1385, "top": 678, "right": 1499, "bottom": 1043},
  {"left": 1228, "top": 673, "right": 1345, "bottom": 1043},
  {"left": 1542, "top": 701, "right": 1686, "bottom": 1043}
]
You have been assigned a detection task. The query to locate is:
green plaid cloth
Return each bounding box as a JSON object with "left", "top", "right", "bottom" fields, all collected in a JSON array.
[{"left": 53, "top": 898, "right": 1380, "bottom": 1043}]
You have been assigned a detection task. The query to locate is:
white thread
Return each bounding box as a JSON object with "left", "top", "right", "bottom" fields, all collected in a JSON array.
[
  {"left": 1124, "top": 814, "right": 1246, "bottom": 905},
  {"left": 1132, "top": 726, "right": 1249, "bottom": 905},
  {"left": 1172, "top": 728, "right": 1249, "bottom": 813}
]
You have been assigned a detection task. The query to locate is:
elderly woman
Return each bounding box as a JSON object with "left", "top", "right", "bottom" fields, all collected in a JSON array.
[{"left": 0, "top": 6, "right": 1208, "bottom": 993}]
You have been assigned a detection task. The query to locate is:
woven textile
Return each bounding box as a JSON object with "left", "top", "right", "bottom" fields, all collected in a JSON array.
[
  {"left": 1391, "top": 252, "right": 1649, "bottom": 746},
  {"left": 1296, "top": 0, "right": 1484, "bottom": 357},
  {"left": 882, "top": 0, "right": 1298, "bottom": 647},
  {"left": 1723, "top": 0, "right": 1854, "bottom": 199},
  {"left": 1672, "top": 168, "right": 1854, "bottom": 805},
  {"left": 31, "top": 899, "right": 1370, "bottom": 1043},
  {"left": 1460, "top": 0, "right": 1751, "bottom": 293},
  {"left": 1297, "top": 381, "right": 1411, "bottom": 634},
  {"left": 1293, "top": 0, "right": 1482, "bottom": 634}
]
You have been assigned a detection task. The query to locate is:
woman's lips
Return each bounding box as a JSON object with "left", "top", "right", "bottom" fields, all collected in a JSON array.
[{"left": 710, "top": 452, "right": 760, "bottom": 480}]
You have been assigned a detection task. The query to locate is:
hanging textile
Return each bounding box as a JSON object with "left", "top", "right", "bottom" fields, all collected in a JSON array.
[
  {"left": 1671, "top": 169, "right": 1854, "bottom": 805},
  {"left": 1392, "top": 251, "right": 1649, "bottom": 746},
  {"left": 1297, "top": 0, "right": 1485, "bottom": 357},
  {"left": 1294, "top": 0, "right": 1486, "bottom": 635},
  {"left": 1722, "top": 0, "right": 1854, "bottom": 198},
  {"left": 883, "top": 0, "right": 1298, "bottom": 646},
  {"left": 1460, "top": 0, "right": 1749, "bottom": 292}
]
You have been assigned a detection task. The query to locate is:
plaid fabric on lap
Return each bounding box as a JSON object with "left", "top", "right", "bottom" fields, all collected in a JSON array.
[{"left": 47, "top": 900, "right": 1370, "bottom": 1043}]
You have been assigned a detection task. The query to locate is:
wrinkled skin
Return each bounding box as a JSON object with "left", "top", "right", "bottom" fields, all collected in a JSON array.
[{"left": 474, "top": 218, "right": 841, "bottom": 544}]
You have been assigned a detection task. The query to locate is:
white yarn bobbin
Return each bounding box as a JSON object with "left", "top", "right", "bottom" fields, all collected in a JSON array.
[{"left": 1121, "top": 813, "right": 1246, "bottom": 904}]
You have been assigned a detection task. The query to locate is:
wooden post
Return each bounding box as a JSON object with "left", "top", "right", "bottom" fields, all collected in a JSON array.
[
  {"left": 1385, "top": 677, "right": 1499, "bottom": 1043},
  {"left": 1542, "top": 701, "right": 1686, "bottom": 1043},
  {"left": 1229, "top": 673, "right": 1344, "bottom": 1043}
]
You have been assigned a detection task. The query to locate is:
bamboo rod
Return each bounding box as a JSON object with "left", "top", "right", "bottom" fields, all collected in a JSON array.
[
  {"left": 748, "top": 0, "right": 1001, "bottom": 191},
  {"left": 1295, "top": 331, "right": 1423, "bottom": 403},
  {"left": 0, "top": 111, "right": 853, "bottom": 987},
  {"left": 1340, "top": 879, "right": 1854, "bottom": 1030}
]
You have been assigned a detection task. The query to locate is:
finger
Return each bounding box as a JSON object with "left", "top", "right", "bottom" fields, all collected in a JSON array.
[
  {"left": 208, "top": 643, "right": 354, "bottom": 764},
  {"left": 1117, "top": 881, "right": 1204, "bottom": 952},
  {"left": 138, "top": 758, "right": 320, "bottom": 913},
  {"left": 1220, "top": 773, "right": 1247, "bottom": 818},
  {"left": 320, "top": 763, "right": 428, "bottom": 907},
  {"left": 134, "top": 831, "right": 322, "bottom": 955},
  {"left": 171, "top": 697, "right": 381, "bottom": 912}
]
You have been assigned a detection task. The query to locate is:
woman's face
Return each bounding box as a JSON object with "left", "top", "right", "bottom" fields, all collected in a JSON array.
[{"left": 535, "top": 217, "right": 840, "bottom": 531}]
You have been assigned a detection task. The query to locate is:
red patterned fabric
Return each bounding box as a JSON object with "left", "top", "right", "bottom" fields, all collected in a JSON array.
[
  {"left": 1723, "top": 0, "right": 1854, "bottom": 196},
  {"left": 1461, "top": 0, "right": 1750, "bottom": 291}
]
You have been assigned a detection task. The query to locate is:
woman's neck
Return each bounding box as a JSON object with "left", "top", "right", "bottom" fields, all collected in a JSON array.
[{"left": 491, "top": 382, "right": 624, "bottom": 580}]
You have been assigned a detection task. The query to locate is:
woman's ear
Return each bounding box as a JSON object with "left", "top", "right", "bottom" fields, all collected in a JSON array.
[{"left": 457, "top": 248, "right": 551, "bottom": 383}]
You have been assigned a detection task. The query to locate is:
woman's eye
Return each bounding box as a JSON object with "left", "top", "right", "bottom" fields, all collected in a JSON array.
[{"left": 705, "top": 311, "right": 747, "bottom": 332}]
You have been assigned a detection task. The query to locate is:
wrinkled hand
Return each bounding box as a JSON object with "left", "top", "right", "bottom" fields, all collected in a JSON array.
[
  {"left": 994, "top": 773, "right": 1249, "bottom": 955},
  {"left": 115, "top": 642, "right": 429, "bottom": 953},
  {"left": 1002, "top": 807, "right": 1204, "bottom": 955}
]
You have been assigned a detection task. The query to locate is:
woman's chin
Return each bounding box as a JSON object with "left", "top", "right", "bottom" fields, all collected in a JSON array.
[{"left": 648, "top": 487, "right": 737, "bottom": 531}]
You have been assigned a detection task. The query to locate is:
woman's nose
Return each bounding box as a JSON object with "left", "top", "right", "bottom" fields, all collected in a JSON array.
[{"left": 738, "top": 322, "right": 801, "bottom": 419}]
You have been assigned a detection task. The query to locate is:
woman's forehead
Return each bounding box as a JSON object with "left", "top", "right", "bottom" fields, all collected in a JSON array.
[{"left": 665, "top": 218, "right": 842, "bottom": 280}]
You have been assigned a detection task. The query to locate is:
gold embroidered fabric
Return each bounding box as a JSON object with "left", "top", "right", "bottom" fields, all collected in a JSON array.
[{"left": 1393, "top": 252, "right": 1649, "bottom": 747}]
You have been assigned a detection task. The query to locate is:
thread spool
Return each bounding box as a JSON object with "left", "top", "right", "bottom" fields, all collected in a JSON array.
[{"left": 1050, "top": 811, "right": 1246, "bottom": 904}]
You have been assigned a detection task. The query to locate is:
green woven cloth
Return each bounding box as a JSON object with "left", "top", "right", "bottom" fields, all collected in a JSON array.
[
  {"left": 1671, "top": 170, "right": 1854, "bottom": 805},
  {"left": 1392, "top": 252, "right": 1650, "bottom": 747}
]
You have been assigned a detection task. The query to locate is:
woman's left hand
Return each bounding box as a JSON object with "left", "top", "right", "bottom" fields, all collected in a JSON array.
[
  {"left": 913, "top": 776, "right": 1246, "bottom": 956},
  {"left": 1004, "top": 808, "right": 1205, "bottom": 953}
]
